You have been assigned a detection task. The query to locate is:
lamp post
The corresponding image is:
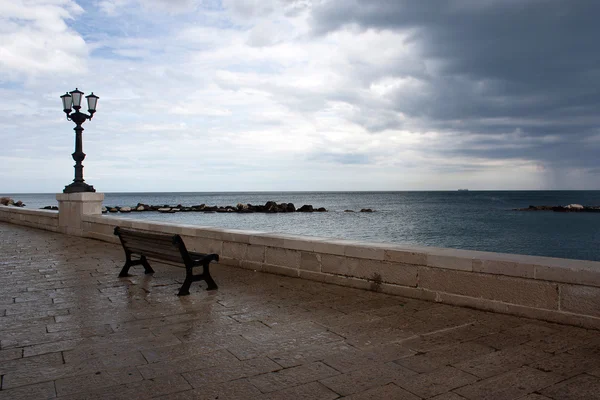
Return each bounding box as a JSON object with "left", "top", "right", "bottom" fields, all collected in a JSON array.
[{"left": 60, "top": 88, "right": 99, "bottom": 193}]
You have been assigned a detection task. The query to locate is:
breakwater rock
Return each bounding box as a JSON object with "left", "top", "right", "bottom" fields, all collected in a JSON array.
[
  {"left": 1, "top": 197, "right": 25, "bottom": 207},
  {"left": 96, "top": 201, "right": 333, "bottom": 214},
  {"left": 514, "top": 204, "right": 600, "bottom": 212}
]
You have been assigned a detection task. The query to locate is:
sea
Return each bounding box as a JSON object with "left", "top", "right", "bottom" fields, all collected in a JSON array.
[{"left": 3, "top": 191, "right": 600, "bottom": 262}]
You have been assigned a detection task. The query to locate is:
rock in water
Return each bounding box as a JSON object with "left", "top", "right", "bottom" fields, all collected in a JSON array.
[
  {"left": 298, "top": 205, "right": 314, "bottom": 212},
  {"left": 120, "top": 207, "right": 131, "bottom": 213},
  {"left": 566, "top": 204, "right": 584, "bottom": 210}
]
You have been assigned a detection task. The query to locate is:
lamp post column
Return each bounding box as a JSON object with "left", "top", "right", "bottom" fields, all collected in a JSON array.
[
  {"left": 73, "top": 124, "right": 84, "bottom": 185},
  {"left": 66, "top": 111, "right": 91, "bottom": 192}
]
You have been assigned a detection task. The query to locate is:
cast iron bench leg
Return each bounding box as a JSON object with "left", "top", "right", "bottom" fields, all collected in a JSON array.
[
  {"left": 119, "top": 252, "right": 133, "bottom": 277},
  {"left": 141, "top": 256, "right": 155, "bottom": 274},
  {"left": 204, "top": 263, "right": 218, "bottom": 291},
  {"left": 178, "top": 267, "right": 193, "bottom": 296}
]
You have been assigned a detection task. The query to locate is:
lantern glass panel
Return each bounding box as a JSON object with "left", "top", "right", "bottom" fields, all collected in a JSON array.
[
  {"left": 86, "top": 93, "right": 99, "bottom": 112},
  {"left": 70, "top": 88, "right": 84, "bottom": 108},
  {"left": 61, "top": 93, "right": 72, "bottom": 112}
]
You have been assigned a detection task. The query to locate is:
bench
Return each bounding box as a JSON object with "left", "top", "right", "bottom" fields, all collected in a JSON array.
[{"left": 114, "top": 227, "right": 219, "bottom": 296}]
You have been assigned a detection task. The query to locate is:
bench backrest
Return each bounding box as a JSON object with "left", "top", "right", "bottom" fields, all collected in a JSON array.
[{"left": 114, "top": 227, "right": 192, "bottom": 266}]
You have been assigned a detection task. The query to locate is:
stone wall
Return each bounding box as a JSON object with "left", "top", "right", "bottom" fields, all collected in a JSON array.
[
  {"left": 80, "top": 213, "right": 600, "bottom": 330},
  {"left": 0, "top": 206, "right": 59, "bottom": 231},
  {"left": 3, "top": 202, "right": 600, "bottom": 329}
]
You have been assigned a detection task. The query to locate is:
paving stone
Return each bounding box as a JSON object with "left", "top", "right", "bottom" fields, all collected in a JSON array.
[
  {"left": 152, "top": 378, "right": 261, "bottom": 400},
  {"left": 472, "top": 323, "right": 558, "bottom": 350},
  {"left": 519, "top": 394, "right": 554, "bottom": 400},
  {"left": 395, "top": 342, "right": 495, "bottom": 373},
  {"left": 453, "top": 344, "right": 551, "bottom": 378},
  {"left": 340, "top": 383, "right": 421, "bottom": 400},
  {"left": 525, "top": 326, "right": 597, "bottom": 354},
  {"left": 454, "top": 366, "right": 562, "bottom": 400},
  {"left": 529, "top": 351, "right": 600, "bottom": 378},
  {"left": 138, "top": 348, "right": 239, "bottom": 379},
  {"left": 0, "top": 351, "right": 64, "bottom": 375},
  {"left": 395, "top": 366, "right": 478, "bottom": 398},
  {"left": 319, "top": 362, "right": 416, "bottom": 396},
  {"left": 259, "top": 381, "right": 339, "bottom": 400},
  {"left": 23, "top": 338, "right": 85, "bottom": 357},
  {"left": 59, "top": 373, "right": 192, "bottom": 400},
  {"left": 540, "top": 374, "right": 600, "bottom": 399},
  {"left": 249, "top": 361, "right": 339, "bottom": 393},
  {"left": 323, "top": 343, "right": 416, "bottom": 373},
  {"left": 398, "top": 322, "right": 496, "bottom": 353},
  {"left": 182, "top": 356, "right": 281, "bottom": 388},
  {"left": 0, "top": 381, "right": 56, "bottom": 400},
  {"left": 430, "top": 393, "right": 468, "bottom": 400},
  {"left": 268, "top": 340, "right": 357, "bottom": 368},
  {"left": 0, "top": 347, "right": 23, "bottom": 362},
  {"left": 55, "top": 366, "right": 141, "bottom": 395}
]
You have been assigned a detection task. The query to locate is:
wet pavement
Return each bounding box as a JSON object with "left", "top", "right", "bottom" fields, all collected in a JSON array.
[{"left": 2, "top": 222, "right": 600, "bottom": 399}]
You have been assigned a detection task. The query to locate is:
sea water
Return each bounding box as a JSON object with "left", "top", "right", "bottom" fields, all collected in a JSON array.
[{"left": 3, "top": 191, "right": 600, "bottom": 261}]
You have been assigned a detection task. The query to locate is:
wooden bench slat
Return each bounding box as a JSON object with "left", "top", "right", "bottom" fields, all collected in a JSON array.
[
  {"left": 117, "top": 229, "right": 179, "bottom": 242},
  {"left": 121, "top": 238, "right": 183, "bottom": 255},
  {"left": 125, "top": 248, "right": 184, "bottom": 264}
]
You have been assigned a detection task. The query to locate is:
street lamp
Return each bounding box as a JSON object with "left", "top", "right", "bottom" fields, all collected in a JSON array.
[{"left": 60, "top": 88, "right": 99, "bottom": 193}]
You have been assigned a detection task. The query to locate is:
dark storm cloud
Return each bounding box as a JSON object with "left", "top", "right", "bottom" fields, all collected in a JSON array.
[{"left": 309, "top": 0, "right": 600, "bottom": 170}]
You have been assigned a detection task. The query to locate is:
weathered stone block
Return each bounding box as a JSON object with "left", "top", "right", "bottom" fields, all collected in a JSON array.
[
  {"left": 313, "top": 240, "right": 347, "bottom": 256},
  {"left": 359, "top": 260, "right": 418, "bottom": 286},
  {"left": 222, "top": 242, "right": 248, "bottom": 260},
  {"left": 345, "top": 245, "right": 385, "bottom": 260},
  {"left": 473, "top": 258, "right": 535, "bottom": 279},
  {"left": 185, "top": 237, "right": 223, "bottom": 255},
  {"left": 427, "top": 252, "right": 473, "bottom": 271},
  {"left": 220, "top": 256, "right": 240, "bottom": 267},
  {"left": 300, "top": 252, "right": 321, "bottom": 272},
  {"left": 384, "top": 249, "right": 427, "bottom": 265},
  {"left": 320, "top": 254, "right": 359, "bottom": 276},
  {"left": 265, "top": 247, "right": 301, "bottom": 268},
  {"left": 249, "top": 234, "right": 286, "bottom": 247},
  {"left": 262, "top": 263, "right": 300, "bottom": 278},
  {"left": 419, "top": 267, "right": 559, "bottom": 309},
  {"left": 246, "top": 244, "right": 265, "bottom": 263},
  {"left": 536, "top": 266, "right": 600, "bottom": 288},
  {"left": 560, "top": 284, "right": 600, "bottom": 317},
  {"left": 239, "top": 260, "right": 263, "bottom": 271}
]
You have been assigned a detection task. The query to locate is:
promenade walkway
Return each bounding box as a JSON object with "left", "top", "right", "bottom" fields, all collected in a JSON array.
[{"left": 1, "top": 223, "right": 600, "bottom": 399}]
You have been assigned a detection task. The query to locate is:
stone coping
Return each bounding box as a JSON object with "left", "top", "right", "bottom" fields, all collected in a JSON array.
[
  {"left": 83, "top": 214, "right": 600, "bottom": 288},
  {"left": 56, "top": 192, "right": 105, "bottom": 202},
  {"left": 0, "top": 205, "right": 58, "bottom": 217}
]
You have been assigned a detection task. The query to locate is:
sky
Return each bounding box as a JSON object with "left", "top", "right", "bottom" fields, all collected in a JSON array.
[{"left": 1, "top": 0, "right": 600, "bottom": 193}]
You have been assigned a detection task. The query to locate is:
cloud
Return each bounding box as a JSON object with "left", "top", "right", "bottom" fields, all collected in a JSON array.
[
  {"left": 1, "top": 0, "right": 599, "bottom": 192},
  {"left": 98, "top": 0, "right": 199, "bottom": 15},
  {"left": 0, "top": 0, "right": 87, "bottom": 80},
  {"left": 307, "top": 0, "right": 600, "bottom": 176}
]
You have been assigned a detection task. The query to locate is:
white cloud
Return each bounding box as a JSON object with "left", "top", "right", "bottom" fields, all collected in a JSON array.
[{"left": 0, "top": 0, "right": 87, "bottom": 80}]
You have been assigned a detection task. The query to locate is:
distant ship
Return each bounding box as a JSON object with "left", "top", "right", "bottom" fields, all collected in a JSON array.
[{"left": 458, "top": 189, "right": 469, "bottom": 192}]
